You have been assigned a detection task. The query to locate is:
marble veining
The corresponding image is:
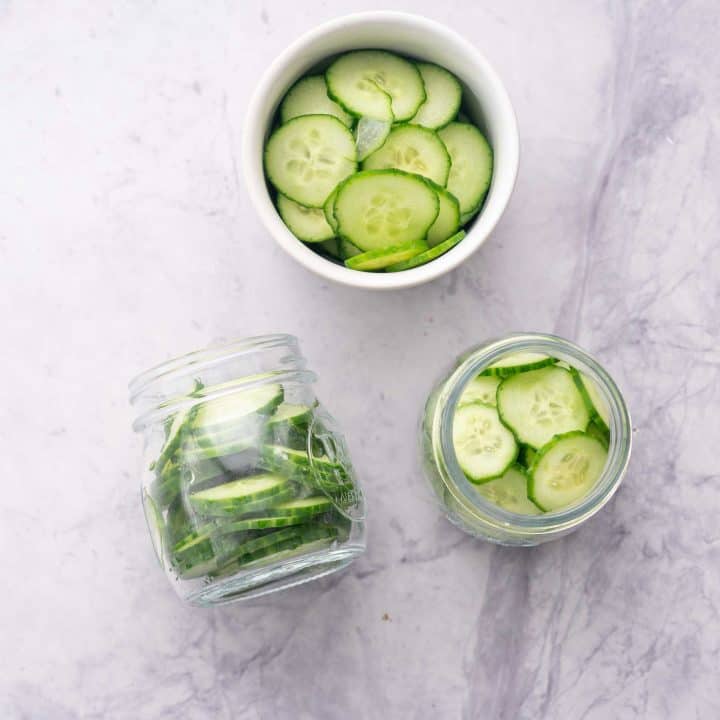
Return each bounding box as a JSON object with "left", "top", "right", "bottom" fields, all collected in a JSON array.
[{"left": 1, "top": 1, "right": 719, "bottom": 718}]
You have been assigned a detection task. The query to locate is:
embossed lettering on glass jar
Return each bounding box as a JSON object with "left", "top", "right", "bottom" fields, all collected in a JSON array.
[
  {"left": 420, "top": 333, "right": 631, "bottom": 546},
  {"left": 129, "top": 335, "right": 365, "bottom": 606}
]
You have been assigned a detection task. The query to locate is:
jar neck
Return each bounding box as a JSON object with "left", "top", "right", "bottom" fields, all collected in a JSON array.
[
  {"left": 431, "top": 333, "right": 632, "bottom": 536},
  {"left": 129, "top": 334, "right": 315, "bottom": 431}
]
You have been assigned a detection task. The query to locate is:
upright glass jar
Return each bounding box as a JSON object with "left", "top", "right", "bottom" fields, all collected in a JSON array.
[
  {"left": 129, "top": 334, "right": 365, "bottom": 606},
  {"left": 420, "top": 333, "right": 631, "bottom": 545}
]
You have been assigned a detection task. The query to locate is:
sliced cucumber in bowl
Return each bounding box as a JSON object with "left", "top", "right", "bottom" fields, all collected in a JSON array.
[{"left": 334, "top": 169, "right": 439, "bottom": 251}]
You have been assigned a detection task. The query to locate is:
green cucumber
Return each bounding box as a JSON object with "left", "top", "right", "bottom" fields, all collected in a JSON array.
[
  {"left": 264, "top": 496, "right": 332, "bottom": 518},
  {"left": 384, "top": 230, "right": 464, "bottom": 272},
  {"left": 458, "top": 374, "right": 500, "bottom": 407},
  {"left": 345, "top": 240, "right": 427, "bottom": 271},
  {"left": 280, "top": 75, "right": 353, "bottom": 128},
  {"left": 452, "top": 401, "right": 518, "bottom": 483},
  {"left": 481, "top": 352, "right": 557, "bottom": 377},
  {"left": 425, "top": 184, "right": 460, "bottom": 247},
  {"left": 340, "top": 239, "right": 363, "bottom": 259},
  {"left": 142, "top": 490, "right": 165, "bottom": 563},
  {"left": 410, "top": 63, "right": 463, "bottom": 129},
  {"left": 572, "top": 370, "right": 611, "bottom": 433},
  {"left": 438, "top": 122, "right": 493, "bottom": 215},
  {"left": 497, "top": 366, "right": 590, "bottom": 449},
  {"left": 362, "top": 124, "right": 451, "bottom": 186},
  {"left": 326, "top": 50, "right": 426, "bottom": 122},
  {"left": 277, "top": 194, "right": 335, "bottom": 242},
  {"left": 188, "top": 473, "right": 289, "bottom": 517},
  {"left": 323, "top": 188, "right": 340, "bottom": 233},
  {"left": 264, "top": 115, "right": 357, "bottom": 207},
  {"left": 334, "top": 170, "right": 439, "bottom": 251},
  {"left": 529, "top": 432, "right": 608, "bottom": 511},
  {"left": 320, "top": 238, "right": 342, "bottom": 259},
  {"left": 215, "top": 515, "right": 304, "bottom": 532},
  {"left": 474, "top": 465, "right": 542, "bottom": 515}
]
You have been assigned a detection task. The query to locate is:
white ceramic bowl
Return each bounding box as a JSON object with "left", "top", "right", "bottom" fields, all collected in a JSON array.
[{"left": 242, "top": 11, "right": 519, "bottom": 290}]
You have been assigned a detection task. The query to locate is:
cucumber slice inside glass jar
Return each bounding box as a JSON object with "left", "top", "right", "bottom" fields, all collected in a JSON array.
[
  {"left": 528, "top": 432, "right": 608, "bottom": 511},
  {"left": 452, "top": 401, "right": 518, "bottom": 482},
  {"left": 474, "top": 465, "right": 541, "bottom": 515},
  {"left": 496, "top": 366, "right": 590, "bottom": 449}
]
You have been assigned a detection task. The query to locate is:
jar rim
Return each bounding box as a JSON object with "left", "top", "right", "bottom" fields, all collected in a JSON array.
[
  {"left": 129, "top": 333, "right": 297, "bottom": 401},
  {"left": 432, "top": 332, "right": 632, "bottom": 535},
  {"left": 129, "top": 334, "right": 315, "bottom": 431}
]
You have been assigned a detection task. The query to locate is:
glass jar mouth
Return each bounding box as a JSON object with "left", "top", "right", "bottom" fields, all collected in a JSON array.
[
  {"left": 129, "top": 333, "right": 315, "bottom": 430},
  {"left": 433, "top": 333, "right": 632, "bottom": 534}
]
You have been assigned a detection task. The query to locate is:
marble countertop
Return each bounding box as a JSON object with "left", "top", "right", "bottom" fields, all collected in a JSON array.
[{"left": 2, "top": 1, "right": 719, "bottom": 718}]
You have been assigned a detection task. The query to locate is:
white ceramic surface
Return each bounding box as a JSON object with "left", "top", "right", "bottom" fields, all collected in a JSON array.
[{"left": 243, "top": 11, "right": 519, "bottom": 289}]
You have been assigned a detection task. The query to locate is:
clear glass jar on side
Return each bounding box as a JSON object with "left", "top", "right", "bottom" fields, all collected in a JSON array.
[
  {"left": 420, "top": 333, "right": 632, "bottom": 546},
  {"left": 129, "top": 334, "right": 365, "bottom": 606}
]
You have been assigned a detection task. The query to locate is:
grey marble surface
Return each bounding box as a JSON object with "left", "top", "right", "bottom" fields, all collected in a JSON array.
[{"left": 2, "top": 1, "right": 719, "bottom": 718}]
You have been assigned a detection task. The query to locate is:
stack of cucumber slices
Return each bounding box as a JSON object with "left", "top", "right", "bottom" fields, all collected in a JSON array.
[
  {"left": 264, "top": 50, "right": 493, "bottom": 272},
  {"left": 142, "top": 378, "right": 359, "bottom": 582},
  {"left": 452, "top": 353, "right": 611, "bottom": 513}
]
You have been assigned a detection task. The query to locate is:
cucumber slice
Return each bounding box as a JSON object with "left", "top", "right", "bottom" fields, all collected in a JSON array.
[
  {"left": 155, "top": 408, "right": 189, "bottom": 473},
  {"left": 320, "top": 238, "right": 342, "bottom": 259},
  {"left": 340, "top": 239, "right": 363, "bottom": 259},
  {"left": 410, "top": 63, "right": 463, "bottom": 129},
  {"left": 452, "top": 401, "right": 518, "bottom": 483},
  {"left": 497, "top": 367, "right": 590, "bottom": 449},
  {"left": 188, "top": 473, "right": 289, "bottom": 517},
  {"left": 269, "top": 403, "right": 313, "bottom": 428},
  {"left": 264, "top": 496, "right": 332, "bottom": 518},
  {"left": 193, "top": 384, "right": 282, "bottom": 434},
  {"left": 326, "top": 50, "right": 425, "bottom": 122},
  {"left": 277, "top": 194, "right": 335, "bottom": 242},
  {"left": 261, "top": 445, "right": 354, "bottom": 494},
  {"left": 216, "top": 515, "right": 304, "bottom": 532},
  {"left": 529, "top": 432, "right": 608, "bottom": 511},
  {"left": 438, "top": 123, "right": 493, "bottom": 215},
  {"left": 355, "top": 117, "right": 392, "bottom": 161},
  {"left": 475, "top": 465, "right": 542, "bottom": 515},
  {"left": 334, "top": 170, "right": 439, "bottom": 251},
  {"left": 426, "top": 184, "right": 460, "bottom": 247},
  {"left": 323, "top": 188, "right": 339, "bottom": 233},
  {"left": 572, "top": 371, "right": 611, "bottom": 433},
  {"left": 481, "top": 352, "right": 557, "bottom": 377},
  {"left": 345, "top": 240, "right": 427, "bottom": 271},
  {"left": 459, "top": 374, "right": 501, "bottom": 407},
  {"left": 280, "top": 75, "right": 353, "bottom": 128},
  {"left": 212, "top": 528, "right": 303, "bottom": 576},
  {"left": 265, "top": 115, "right": 357, "bottom": 207},
  {"left": 362, "top": 124, "right": 451, "bottom": 186},
  {"left": 384, "top": 230, "right": 464, "bottom": 272}
]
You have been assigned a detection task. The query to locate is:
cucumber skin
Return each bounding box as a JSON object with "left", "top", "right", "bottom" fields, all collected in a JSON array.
[
  {"left": 481, "top": 356, "right": 558, "bottom": 378},
  {"left": 570, "top": 368, "right": 611, "bottom": 435},
  {"left": 527, "top": 431, "right": 606, "bottom": 512},
  {"left": 385, "top": 230, "right": 465, "bottom": 272},
  {"left": 344, "top": 240, "right": 427, "bottom": 271}
]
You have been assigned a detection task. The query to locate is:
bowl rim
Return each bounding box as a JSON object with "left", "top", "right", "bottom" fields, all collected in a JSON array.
[{"left": 242, "top": 10, "right": 520, "bottom": 290}]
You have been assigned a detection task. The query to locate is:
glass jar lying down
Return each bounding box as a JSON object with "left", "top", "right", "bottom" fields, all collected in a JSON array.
[
  {"left": 129, "top": 334, "right": 365, "bottom": 606},
  {"left": 420, "top": 333, "right": 632, "bottom": 546}
]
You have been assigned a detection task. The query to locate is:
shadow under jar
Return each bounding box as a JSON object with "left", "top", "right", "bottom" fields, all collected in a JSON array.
[
  {"left": 420, "top": 333, "right": 632, "bottom": 546},
  {"left": 129, "top": 334, "right": 365, "bottom": 606}
]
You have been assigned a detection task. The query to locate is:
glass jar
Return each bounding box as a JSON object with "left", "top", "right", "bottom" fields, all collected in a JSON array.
[
  {"left": 129, "top": 334, "right": 366, "bottom": 606},
  {"left": 420, "top": 333, "right": 632, "bottom": 545}
]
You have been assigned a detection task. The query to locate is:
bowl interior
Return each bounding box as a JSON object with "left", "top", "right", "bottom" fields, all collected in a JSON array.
[{"left": 244, "top": 13, "right": 518, "bottom": 289}]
